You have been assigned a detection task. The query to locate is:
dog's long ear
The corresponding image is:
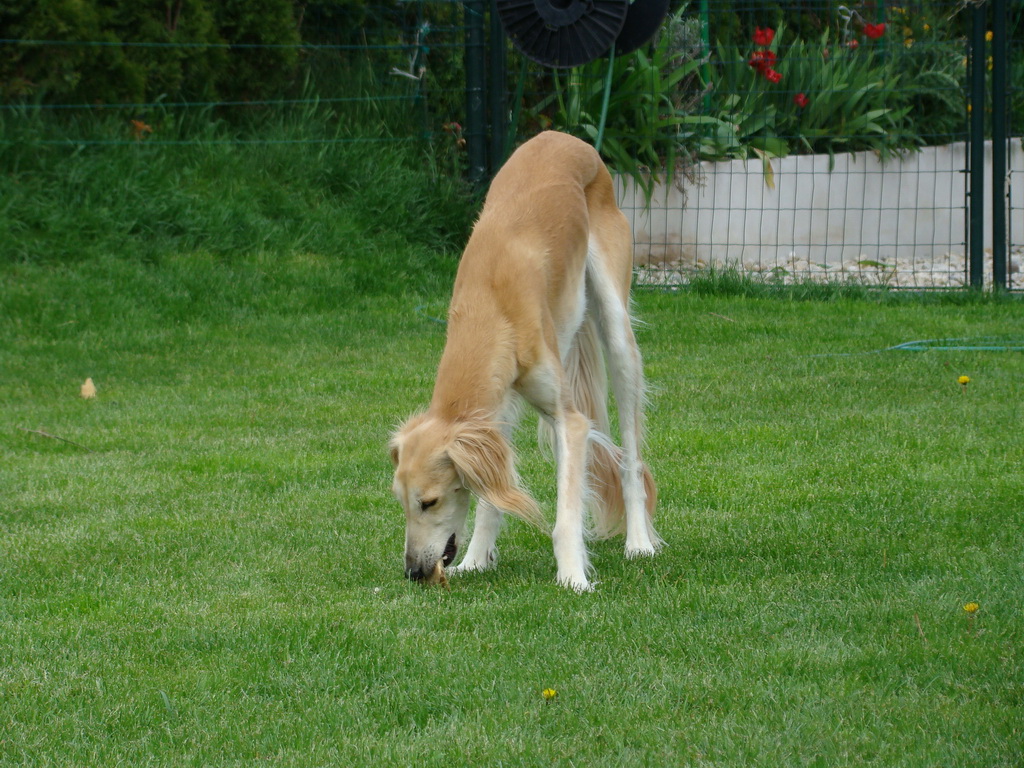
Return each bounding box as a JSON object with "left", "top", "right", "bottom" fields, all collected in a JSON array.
[
  {"left": 389, "top": 413, "right": 426, "bottom": 467},
  {"left": 447, "top": 419, "right": 546, "bottom": 530}
]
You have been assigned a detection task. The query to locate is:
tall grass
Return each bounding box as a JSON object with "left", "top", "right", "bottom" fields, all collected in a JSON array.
[{"left": 0, "top": 102, "right": 474, "bottom": 297}]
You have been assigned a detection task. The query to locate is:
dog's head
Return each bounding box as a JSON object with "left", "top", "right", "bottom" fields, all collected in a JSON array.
[
  {"left": 389, "top": 414, "right": 470, "bottom": 581},
  {"left": 389, "top": 413, "right": 544, "bottom": 582}
]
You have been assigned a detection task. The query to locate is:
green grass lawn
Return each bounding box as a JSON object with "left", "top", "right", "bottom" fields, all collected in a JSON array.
[{"left": 1, "top": 252, "right": 1021, "bottom": 766}]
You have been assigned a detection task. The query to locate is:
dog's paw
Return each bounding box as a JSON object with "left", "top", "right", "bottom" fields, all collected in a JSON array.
[
  {"left": 556, "top": 573, "right": 594, "bottom": 592},
  {"left": 625, "top": 544, "right": 659, "bottom": 559},
  {"left": 450, "top": 547, "right": 498, "bottom": 575}
]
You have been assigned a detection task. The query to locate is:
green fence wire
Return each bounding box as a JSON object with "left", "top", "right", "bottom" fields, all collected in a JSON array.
[{"left": 1, "top": 0, "right": 1020, "bottom": 290}]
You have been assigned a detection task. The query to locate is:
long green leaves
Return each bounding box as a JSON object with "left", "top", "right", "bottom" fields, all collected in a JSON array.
[
  {"left": 702, "top": 25, "right": 917, "bottom": 168},
  {"left": 534, "top": 14, "right": 967, "bottom": 197},
  {"left": 537, "top": 8, "right": 729, "bottom": 202}
]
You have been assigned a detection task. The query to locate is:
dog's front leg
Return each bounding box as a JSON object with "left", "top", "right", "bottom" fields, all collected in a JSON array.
[
  {"left": 551, "top": 410, "right": 593, "bottom": 591},
  {"left": 450, "top": 500, "right": 502, "bottom": 574}
]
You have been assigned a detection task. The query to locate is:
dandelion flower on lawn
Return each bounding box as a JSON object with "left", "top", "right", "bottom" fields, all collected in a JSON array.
[
  {"left": 542, "top": 688, "right": 558, "bottom": 701},
  {"left": 964, "top": 602, "right": 979, "bottom": 614},
  {"left": 958, "top": 375, "right": 971, "bottom": 386}
]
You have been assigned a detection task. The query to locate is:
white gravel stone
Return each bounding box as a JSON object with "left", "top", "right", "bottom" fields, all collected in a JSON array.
[{"left": 636, "top": 248, "right": 1023, "bottom": 289}]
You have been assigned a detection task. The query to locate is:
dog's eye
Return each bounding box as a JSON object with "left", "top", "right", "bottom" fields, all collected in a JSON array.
[{"left": 420, "top": 498, "right": 438, "bottom": 512}]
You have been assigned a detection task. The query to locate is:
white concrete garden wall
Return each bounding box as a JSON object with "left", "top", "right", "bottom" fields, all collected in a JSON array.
[{"left": 617, "top": 141, "right": 1024, "bottom": 269}]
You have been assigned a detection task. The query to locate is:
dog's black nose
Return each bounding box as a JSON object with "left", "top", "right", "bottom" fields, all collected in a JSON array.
[{"left": 405, "top": 566, "right": 425, "bottom": 582}]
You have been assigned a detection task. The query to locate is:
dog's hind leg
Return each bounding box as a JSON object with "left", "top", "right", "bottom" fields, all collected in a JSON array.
[
  {"left": 519, "top": 358, "right": 593, "bottom": 591},
  {"left": 586, "top": 243, "right": 661, "bottom": 558}
]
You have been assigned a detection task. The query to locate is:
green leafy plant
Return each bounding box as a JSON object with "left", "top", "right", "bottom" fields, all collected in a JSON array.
[
  {"left": 531, "top": 9, "right": 970, "bottom": 199},
  {"left": 702, "top": 23, "right": 915, "bottom": 168},
  {"left": 533, "top": 8, "right": 731, "bottom": 201}
]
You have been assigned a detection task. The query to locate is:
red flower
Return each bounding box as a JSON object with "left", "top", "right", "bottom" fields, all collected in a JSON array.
[
  {"left": 793, "top": 92, "right": 809, "bottom": 108},
  {"left": 752, "top": 27, "right": 775, "bottom": 47},
  {"left": 765, "top": 69, "right": 782, "bottom": 84},
  {"left": 748, "top": 49, "right": 777, "bottom": 74},
  {"left": 847, "top": 38, "right": 860, "bottom": 49},
  {"left": 863, "top": 22, "right": 886, "bottom": 40}
]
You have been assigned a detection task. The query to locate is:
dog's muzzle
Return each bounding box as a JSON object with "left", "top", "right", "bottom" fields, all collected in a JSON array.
[{"left": 405, "top": 533, "right": 458, "bottom": 581}]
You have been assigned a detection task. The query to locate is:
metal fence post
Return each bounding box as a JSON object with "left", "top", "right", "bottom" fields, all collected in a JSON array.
[
  {"left": 991, "top": 0, "right": 1008, "bottom": 290},
  {"left": 488, "top": 0, "right": 507, "bottom": 176},
  {"left": 465, "top": 0, "right": 488, "bottom": 187},
  {"left": 968, "top": 2, "right": 986, "bottom": 289}
]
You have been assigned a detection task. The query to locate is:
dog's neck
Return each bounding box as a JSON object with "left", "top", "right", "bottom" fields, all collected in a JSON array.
[{"left": 428, "top": 303, "right": 516, "bottom": 421}]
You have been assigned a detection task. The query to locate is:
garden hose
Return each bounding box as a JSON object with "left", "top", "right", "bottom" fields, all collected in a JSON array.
[
  {"left": 811, "top": 336, "right": 1024, "bottom": 357},
  {"left": 595, "top": 42, "right": 616, "bottom": 154},
  {"left": 414, "top": 304, "right": 448, "bottom": 326},
  {"left": 417, "top": 302, "right": 1024, "bottom": 356},
  {"left": 886, "top": 337, "right": 1024, "bottom": 352},
  {"left": 505, "top": 42, "right": 615, "bottom": 161}
]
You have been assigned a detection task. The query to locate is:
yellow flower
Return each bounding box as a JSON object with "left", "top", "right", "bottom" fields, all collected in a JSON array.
[
  {"left": 542, "top": 688, "right": 558, "bottom": 701},
  {"left": 987, "top": 56, "right": 993, "bottom": 71},
  {"left": 958, "top": 375, "right": 970, "bottom": 385},
  {"left": 985, "top": 30, "right": 993, "bottom": 41},
  {"left": 904, "top": 37, "right": 914, "bottom": 48},
  {"left": 964, "top": 602, "right": 979, "bottom": 614},
  {"left": 924, "top": 24, "right": 931, "bottom": 32}
]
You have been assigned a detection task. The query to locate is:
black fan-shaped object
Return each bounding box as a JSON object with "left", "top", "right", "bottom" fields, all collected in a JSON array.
[
  {"left": 496, "top": 0, "right": 629, "bottom": 68},
  {"left": 614, "top": 0, "right": 670, "bottom": 56}
]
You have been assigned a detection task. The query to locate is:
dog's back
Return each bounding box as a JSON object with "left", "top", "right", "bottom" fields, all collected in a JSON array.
[
  {"left": 451, "top": 132, "right": 605, "bottom": 316},
  {"left": 446, "top": 132, "right": 630, "bottom": 355}
]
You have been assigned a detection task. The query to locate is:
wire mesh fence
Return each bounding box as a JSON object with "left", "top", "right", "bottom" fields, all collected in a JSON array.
[
  {"left": 1006, "top": 0, "right": 1024, "bottom": 291},
  {"left": 0, "top": 0, "right": 1020, "bottom": 289},
  {"left": 499, "top": 0, "right": 1022, "bottom": 290},
  {"left": 0, "top": 2, "right": 468, "bottom": 146}
]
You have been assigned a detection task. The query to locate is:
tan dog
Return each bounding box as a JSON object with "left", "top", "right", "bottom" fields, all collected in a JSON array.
[{"left": 389, "top": 131, "right": 659, "bottom": 591}]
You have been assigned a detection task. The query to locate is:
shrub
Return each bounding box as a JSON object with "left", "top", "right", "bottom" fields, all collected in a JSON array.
[
  {"left": 0, "top": 0, "right": 226, "bottom": 104},
  {"left": 0, "top": 0, "right": 303, "bottom": 105},
  {"left": 209, "top": 0, "right": 300, "bottom": 101}
]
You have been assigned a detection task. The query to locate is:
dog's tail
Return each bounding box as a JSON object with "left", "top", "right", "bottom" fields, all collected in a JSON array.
[{"left": 540, "top": 316, "right": 657, "bottom": 539}]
